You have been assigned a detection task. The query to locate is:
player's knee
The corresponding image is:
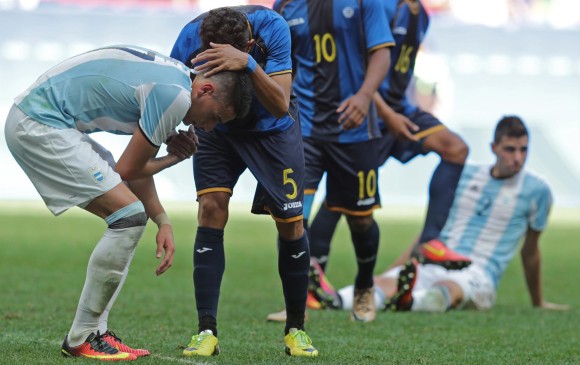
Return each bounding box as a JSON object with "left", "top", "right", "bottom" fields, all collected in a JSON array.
[
  {"left": 198, "top": 193, "right": 229, "bottom": 227},
  {"left": 437, "top": 134, "right": 469, "bottom": 163},
  {"left": 346, "top": 215, "right": 373, "bottom": 233},
  {"left": 277, "top": 220, "right": 304, "bottom": 241},
  {"left": 106, "top": 201, "right": 147, "bottom": 230}
]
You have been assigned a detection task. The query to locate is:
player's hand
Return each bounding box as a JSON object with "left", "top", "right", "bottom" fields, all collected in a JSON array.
[
  {"left": 337, "top": 92, "right": 371, "bottom": 130},
  {"left": 537, "top": 302, "right": 570, "bottom": 311},
  {"left": 155, "top": 224, "right": 175, "bottom": 276},
  {"left": 193, "top": 42, "right": 249, "bottom": 77},
  {"left": 384, "top": 112, "right": 419, "bottom": 142},
  {"left": 166, "top": 125, "right": 199, "bottom": 160}
]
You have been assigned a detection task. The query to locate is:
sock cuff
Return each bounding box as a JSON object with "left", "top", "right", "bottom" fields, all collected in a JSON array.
[
  {"left": 279, "top": 234, "right": 307, "bottom": 247},
  {"left": 197, "top": 227, "right": 224, "bottom": 244}
]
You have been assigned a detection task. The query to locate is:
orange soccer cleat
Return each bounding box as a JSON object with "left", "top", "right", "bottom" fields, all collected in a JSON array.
[
  {"left": 101, "top": 330, "right": 150, "bottom": 357},
  {"left": 384, "top": 259, "right": 418, "bottom": 311},
  {"left": 61, "top": 331, "right": 137, "bottom": 361},
  {"left": 414, "top": 239, "right": 472, "bottom": 270},
  {"left": 307, "top": 259, "right": 342, "bottom": 310}
]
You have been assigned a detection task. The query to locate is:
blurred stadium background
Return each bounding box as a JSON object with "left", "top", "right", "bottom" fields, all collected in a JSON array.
[{"left": 0, "top": 0, "right": 578, "bottom": 210}]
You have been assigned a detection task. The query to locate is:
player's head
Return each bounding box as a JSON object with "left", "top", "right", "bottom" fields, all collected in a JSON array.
[
  {"left": 185, "top": 70, "right": 253, "bottom": 132},
  {"left": 200, "top": 7, "right": 253, "bottom": 52},
  {"left": 491, "top": 115, "right": 529, "bottom": 178}
]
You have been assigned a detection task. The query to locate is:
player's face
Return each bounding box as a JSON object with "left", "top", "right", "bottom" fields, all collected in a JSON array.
[
  {"left": 491, "top": 135, "right": 528, "bottom": 178},
  {"left": 189, "top": 97, "right": 235, "bottom": 132},
  {"left": 185, "top": 82, "right": 236, "bottom": 132}
]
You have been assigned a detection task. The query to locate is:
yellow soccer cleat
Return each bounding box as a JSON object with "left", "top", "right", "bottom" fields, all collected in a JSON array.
[
  {"left": 182, "top": 330, "right": 220, "bottom": 357},
  {"left": 284, "top": 328, "right": 319, "bottom": 357}
]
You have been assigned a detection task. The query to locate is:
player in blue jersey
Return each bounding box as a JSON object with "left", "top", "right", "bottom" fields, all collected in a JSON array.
[
  {"left": 317, "top": 116, "right": 569, "bottom": 313},
  {"left": 4, "top": 45, "right": 252, "bottom": 361},
  {"left": 170, "top": 7, "right": 318, "bottom": 357},
  {"left": 274, "top": 0, "right": 394, "bottom": 322},
  {"left": 304, "top": 0, "right": 470, "bottom": 292}
]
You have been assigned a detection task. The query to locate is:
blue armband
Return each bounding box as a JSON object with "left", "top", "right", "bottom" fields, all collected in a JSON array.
[{"left": 246, "top": 55, "right": 257, "bottom": 74}]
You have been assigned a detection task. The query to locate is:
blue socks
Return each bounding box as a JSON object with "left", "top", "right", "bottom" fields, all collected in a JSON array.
[
  {"left": 308, "top": 204, "right": 342, "bottom": 271},
  {"left": 418, "top": 160, "right": 464, "bottom": 243},
  {"left": 278, "top": 234, "right": 310, "bottom": 333},
  {"left": 194, "top": 227, "right": 224, "bottom": 335},
  {"left": 350, "top": 219, "right": 380, "bottom": 289}
]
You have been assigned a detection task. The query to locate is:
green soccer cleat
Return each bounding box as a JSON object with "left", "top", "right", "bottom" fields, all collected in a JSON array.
[
  {"left": 182, "top": 330, "right": 220, "bottom": 357},
  {"left": 284, "top": 328, "right": 319, "bottom": 357}
]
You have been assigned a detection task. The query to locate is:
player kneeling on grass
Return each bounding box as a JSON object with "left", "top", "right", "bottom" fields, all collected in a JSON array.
[
  {"left": 275, "top": 116, "right": 569, "bottom": 317},
  {"left": 5, "top": 45, "right": 252, "bottom": 361}
]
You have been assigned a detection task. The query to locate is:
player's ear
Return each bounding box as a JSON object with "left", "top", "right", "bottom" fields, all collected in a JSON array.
[
  {"left": 198, "top": 83, "right": 215, "bottom": 96},
  {"left": 246, "top": 39, "right": 255, "bottom": 52}
]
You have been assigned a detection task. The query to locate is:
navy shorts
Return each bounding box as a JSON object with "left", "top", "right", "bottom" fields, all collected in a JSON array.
[
  {"left": 193, "top": 122, "right": 305, "bottom": 223},
  {"left": 378, "top": 109, "right": 446, "bottom": 165},
  {"left": 304, "top": 137, "right": 381, "bottom": 216}
]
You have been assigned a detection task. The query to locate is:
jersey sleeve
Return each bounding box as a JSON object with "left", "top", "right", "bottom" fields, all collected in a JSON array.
[
  {"left": 170, "top": 22, "right": 202, "bottom": 65},
  {"left": 136, "top": 84, "right": 191, "bottom": 147},
  {"left": 260, "top": 13, "right": 293, "bottom": 76},
  {"left": 528, "top": 181, "right": 553, "bottom": 232},
  {"left": 363, "top": 0, "right": 395, "bottom": 51}
]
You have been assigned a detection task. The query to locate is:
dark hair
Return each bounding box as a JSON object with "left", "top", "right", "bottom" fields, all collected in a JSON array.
[
  {"left": 200, "top": 7, "right": 250, "bottom": 51},
  {"left": 209, "top": 71, "right": 254, "bottom": 120},
  {"left": 494, "top": 115, "right": 528, "bottom": 144}
]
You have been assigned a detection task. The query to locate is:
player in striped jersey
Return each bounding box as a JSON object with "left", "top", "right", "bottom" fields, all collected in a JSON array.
[
  {"left": 171, "top": 7, "right": 318, "bottom": 357},
  {"left": 331, "top": 116, "right": 569, "bottom": 313},
  {"left": 275, "top": 0, "right": 394, "bottom": 323},
  {"left": 4, "top": 45, "right": 252, "bottom": 361},
  {"left": 306, "top": 0, "right": 470, "bottom": 280}
]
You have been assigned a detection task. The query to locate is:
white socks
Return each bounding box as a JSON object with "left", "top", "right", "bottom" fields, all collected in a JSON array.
[
  {"left": 67, "top": 226, "right": 144, "bottom": 346},
  {"left": 411, "top": 286, "right": 450, "bottom": 312}
]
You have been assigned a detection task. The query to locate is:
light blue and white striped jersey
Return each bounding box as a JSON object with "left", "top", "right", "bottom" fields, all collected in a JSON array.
[
  {"left": 14, "top": 45, "right": 192, "bottom": 147},
  {"left": 440, "top": 164, "right": 552, "bottom": 288}
]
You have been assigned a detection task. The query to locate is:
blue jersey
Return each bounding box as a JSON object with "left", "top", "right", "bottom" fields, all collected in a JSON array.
[
  {"left": 379, "top": 0, "right": 429, "bottom": 115},
  {"left": 171, "top": 5, "right": 297, "bottom": 134},
  {"left": 440, "top": 165, "right": 553, "bottom": 288},
  {"left": 274, "top": 0, "right": 394, "bottom": 143},
  {"left": 15, "top": 45, "right": 192, "bottom": 147}
]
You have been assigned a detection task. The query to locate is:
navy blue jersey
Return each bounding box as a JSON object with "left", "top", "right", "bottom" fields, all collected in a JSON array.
[
  {"left": 379, "top": 0, "right": 429, "bottom": 114},
  {"left": 171, "top": 5, "right": 298, "bottom": 133},
  {"left": 274, "top": 0, "right": 394, "bottom": 143}
]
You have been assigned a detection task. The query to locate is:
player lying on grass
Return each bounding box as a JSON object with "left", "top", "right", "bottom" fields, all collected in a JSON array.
[
  {"left": 5, "top": 45, "right": 252, "bottom": 361},
  {"left": 308, "top": 116, "right": 569, "bottom": 313}
]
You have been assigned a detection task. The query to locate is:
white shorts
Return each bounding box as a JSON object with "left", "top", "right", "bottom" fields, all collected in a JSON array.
[
  {"left": 381, "top": 263, "right": 496, "bottom": 310},
  {"left": 4, "top": 105, "right": 122, "bottom": 215}
]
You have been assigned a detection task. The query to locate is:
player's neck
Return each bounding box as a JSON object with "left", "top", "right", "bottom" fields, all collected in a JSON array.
[{"left": 490, "top": 166, "right": 518, "bottom": 180}]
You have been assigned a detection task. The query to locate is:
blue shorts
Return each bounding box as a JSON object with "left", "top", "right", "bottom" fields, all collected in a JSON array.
[
  {"left": 304, "top": 137, "right": 381, "bottom": 216},
  {"left": 193, "top": 122, "right": 305, "bottom": 223},
  {"left": 378, "top": 109, "right": 446, "bottom": 165}
]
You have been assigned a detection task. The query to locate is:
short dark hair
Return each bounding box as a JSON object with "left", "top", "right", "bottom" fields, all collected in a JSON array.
[
  {"left": 494, "top": 115, "right": 528, "bottom": 143},
  {"left": 200, "top": 7, "right": 250, "bottom": 51},
  {"left": 209, "top": 71, "right": 253, "bottom": 120}
]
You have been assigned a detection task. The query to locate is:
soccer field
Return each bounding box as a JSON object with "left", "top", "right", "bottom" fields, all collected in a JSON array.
[{"left": 1, "top": 204, "right": 578, "bottom": 364}]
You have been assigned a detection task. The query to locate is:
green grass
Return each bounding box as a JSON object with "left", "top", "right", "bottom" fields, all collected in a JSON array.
[{"left": 1, "top": 204, "right": 579, "bottom": 364}]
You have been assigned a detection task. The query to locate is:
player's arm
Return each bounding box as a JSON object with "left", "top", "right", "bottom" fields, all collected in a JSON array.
[
  {"left": 338, "top": 47, "right": 391, "bottom": 130},
  {"left": 126, "top": 177, "right": 175, "bottom": 276},
  {"left": 373, "top": 93, "right": 419, "bottom": 141},
  {"left": 192, "top": 43, "right": 290, "bottom": 118},
  {"left": 520, "top": 229, "right": 569, "bottom": 310},
  {"left": 116, "top": 127, "right": 189, "bottom": 181}
]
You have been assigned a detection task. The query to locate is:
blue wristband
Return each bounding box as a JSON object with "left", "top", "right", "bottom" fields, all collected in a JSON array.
[{"left": 246, "top": 55, "right": 257, "bottom": 74}]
